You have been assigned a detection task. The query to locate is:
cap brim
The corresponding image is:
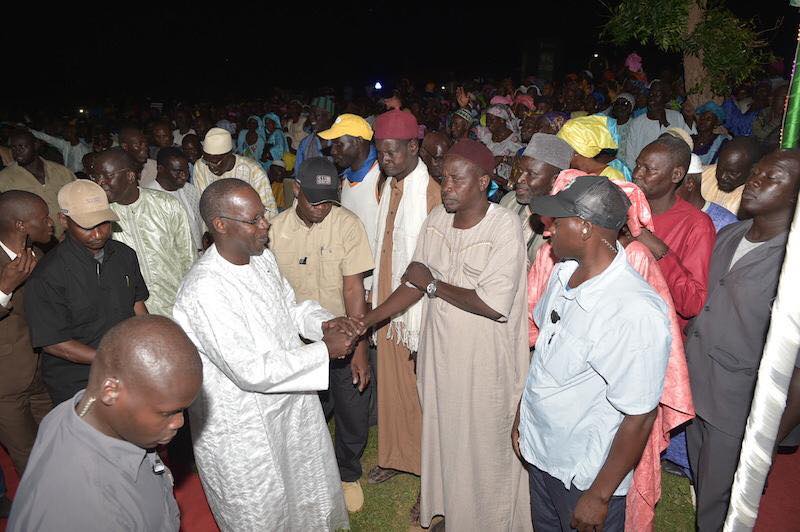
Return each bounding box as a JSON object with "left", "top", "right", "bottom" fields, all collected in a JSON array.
[
  {"left": 69, "top": 209, "right": 119, "bottom": 229},
  {"left": 530, "top": 195, "right": 578, "bottom": 219},
  {"left": 317, "top": 126, "right": 345, "bottom": 140},
  {"left": 303, "top": 188, "right": 341, "bottom": 206}
]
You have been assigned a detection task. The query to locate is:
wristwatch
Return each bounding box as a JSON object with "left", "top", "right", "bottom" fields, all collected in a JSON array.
[{"left": 425, "top": 279, "right": 438, "bottom": 299}]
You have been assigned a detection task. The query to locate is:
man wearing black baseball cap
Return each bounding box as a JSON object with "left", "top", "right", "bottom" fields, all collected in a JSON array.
[
  {"left": 513, "top": 175, "right": 672, "bottom": 532},
  {"left": 268, "top": 156, "right": 374, "bottom": 513}
]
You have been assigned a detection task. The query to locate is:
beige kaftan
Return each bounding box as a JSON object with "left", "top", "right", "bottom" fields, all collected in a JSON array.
[{"left": 413, "top": 204, "right": 533, "bottom": 531}]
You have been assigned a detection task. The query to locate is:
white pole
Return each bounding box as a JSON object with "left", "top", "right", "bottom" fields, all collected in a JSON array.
[{"left": 723, "top": 192, "right": 800, "bottom": 531}]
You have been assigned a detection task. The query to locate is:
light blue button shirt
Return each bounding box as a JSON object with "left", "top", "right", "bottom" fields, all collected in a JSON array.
[{"left": 519, "top": 245, "right": 671, "bottom": 495}]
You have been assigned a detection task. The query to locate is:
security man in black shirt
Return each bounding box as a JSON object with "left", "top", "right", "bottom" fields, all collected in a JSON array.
[{"left": 24, "top": 180, "right": 149, "bottom": 405}]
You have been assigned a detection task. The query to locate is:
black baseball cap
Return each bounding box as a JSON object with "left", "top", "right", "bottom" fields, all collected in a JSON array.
[
  {"left": 531, "top": 175, "right": 631, "bottom": 230},
  {"left": 296, "top": 157, "right": 341, "bottom": 205}
]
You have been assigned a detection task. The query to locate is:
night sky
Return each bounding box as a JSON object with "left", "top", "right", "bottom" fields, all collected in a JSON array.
[{"left": 2, "top": 1, "right": 798, "bottom": 109}]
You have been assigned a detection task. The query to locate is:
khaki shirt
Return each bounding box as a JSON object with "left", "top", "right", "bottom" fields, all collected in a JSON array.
[
  {"left": 0, "top": 158, "right": 76, "bottom": 237},
  {"left": 269, "top": 205, "right": 374, "bottom": 317}
]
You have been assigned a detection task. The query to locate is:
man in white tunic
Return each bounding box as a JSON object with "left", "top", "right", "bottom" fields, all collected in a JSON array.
[
  {"left": 173, "top": 178, "right": 360, "bottom": 531},
  {"left": 193, "top": 127, "right": 278, "bottom": 218}
]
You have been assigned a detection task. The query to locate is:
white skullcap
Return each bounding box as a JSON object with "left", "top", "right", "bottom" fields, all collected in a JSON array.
[
  {"left": 688, "top": 153, "right": 703, "bottom": 174},
  {"left": 202, "top": 128, "right": 233, "bottom": 155}
]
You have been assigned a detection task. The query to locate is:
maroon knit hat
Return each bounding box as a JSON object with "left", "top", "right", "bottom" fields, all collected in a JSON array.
[
  {"left": 373, "top": 109, "right": 419, "bottom": 140},
  {"left": 446, "top": 139, "right": 496, "bottom": 176}
]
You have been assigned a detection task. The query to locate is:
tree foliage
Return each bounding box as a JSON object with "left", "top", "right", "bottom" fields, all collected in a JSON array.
[{"left": 602, "top": 0, "right": 772, "bottom": 96}]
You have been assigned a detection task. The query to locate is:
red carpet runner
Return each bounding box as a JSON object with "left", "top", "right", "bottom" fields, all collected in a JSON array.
[{"left": 0, "top": 447, "right": 797, "bottom": 530}]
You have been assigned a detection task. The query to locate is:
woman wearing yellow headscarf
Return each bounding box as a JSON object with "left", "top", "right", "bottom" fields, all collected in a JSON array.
[{"left": 557, "top": 115, "right": 627, "bottom": 182}]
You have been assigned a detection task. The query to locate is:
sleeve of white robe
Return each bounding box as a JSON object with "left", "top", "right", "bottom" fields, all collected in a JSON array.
[{"left": 174, "top": 271, "right": 332, "bottom": 395}]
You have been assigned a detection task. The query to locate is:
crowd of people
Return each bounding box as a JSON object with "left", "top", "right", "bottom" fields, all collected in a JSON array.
[{"left": 0, "top": 51, "right": 799, "bottom": 532}]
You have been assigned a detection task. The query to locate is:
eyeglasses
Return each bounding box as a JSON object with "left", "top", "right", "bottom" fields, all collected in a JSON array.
[
  {"left": 89, "top": 168, "right": 132, "bottom": 183},
  {"left": 217, "top": 211, "right": 269, "bottom": 226}
]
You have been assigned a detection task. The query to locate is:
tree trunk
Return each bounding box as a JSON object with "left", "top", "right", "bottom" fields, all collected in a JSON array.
[{"left": 683, "top": 0, "right": 714, "bottom": 106}]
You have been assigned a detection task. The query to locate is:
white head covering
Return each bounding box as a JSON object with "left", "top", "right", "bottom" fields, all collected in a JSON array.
[
  {"left": 203, "top": 128, "right": 234, "bottom": 155},
  {"left": 688, "top": 153, "right": 703, "bottom": 174}
]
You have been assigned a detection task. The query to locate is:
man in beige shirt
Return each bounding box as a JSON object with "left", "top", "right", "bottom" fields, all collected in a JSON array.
[
  {"left": 700, "top": 137, "right": 761, "bottom": 216},
  {"left": 0, "top": 130, "right": 76, "bottom": 239},
  {"left": 269, "top": 156, "right": 373, "bottom": 514}
]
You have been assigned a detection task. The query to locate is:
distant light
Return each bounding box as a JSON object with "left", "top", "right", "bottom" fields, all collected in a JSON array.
[
  {"left": 593, "top": 53, "right": 599, "bottom": 58},
  {"left": 441, "top": 85, "right": 446, "bottom": 90},
  {"left": 78, "top": 108, "right": 85, "bottom": 114},
  {"left": 374, "top": 82, "right": 382, "bottom": 90}
]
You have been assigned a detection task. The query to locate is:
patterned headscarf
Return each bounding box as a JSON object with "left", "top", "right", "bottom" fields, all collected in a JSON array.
[
  {"left": 514, "top": 94, "right": 536, "bottom": 111},
  {"left": 490, "top": 95, "right": 514, "bottom": 106},
  {"left": 540, "top": 112, "right": 569, "bottom": 134},
  {"left": 486, "top": 104, "right": 518, "bottom": 134}
]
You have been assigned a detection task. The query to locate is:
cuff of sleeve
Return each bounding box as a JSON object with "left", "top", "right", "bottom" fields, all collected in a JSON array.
[
  {"left": 0, "top": 290, "right": 12, "bottom": 308},
  {"left": 475, "top": 285, "right": 510, "bottom": 323}
]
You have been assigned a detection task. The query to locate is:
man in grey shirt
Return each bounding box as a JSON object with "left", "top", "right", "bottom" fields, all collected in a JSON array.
[
  {"left": 686, "top": 150, "right": 800, "bottom": 531},
  {"left": 8, "top": 315, "right": 203, "bottom": 532}
]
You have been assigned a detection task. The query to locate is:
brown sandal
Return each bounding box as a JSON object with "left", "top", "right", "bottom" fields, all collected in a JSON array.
[{"left": 367, "top": 465, "right": 400, "bottom": 484}]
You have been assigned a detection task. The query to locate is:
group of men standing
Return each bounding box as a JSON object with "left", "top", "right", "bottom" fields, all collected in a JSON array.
[{"left": 0, "top": 97, "right": 798, "bottom": 532}]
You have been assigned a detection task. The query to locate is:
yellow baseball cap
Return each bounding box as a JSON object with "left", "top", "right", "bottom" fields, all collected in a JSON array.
[{"left": 318, "top": 114, "right": 374, "bottom": 141}]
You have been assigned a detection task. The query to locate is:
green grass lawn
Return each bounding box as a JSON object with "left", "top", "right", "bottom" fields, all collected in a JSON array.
[{"left": 345, "top": 426, "right": 695, "bottom": 531}]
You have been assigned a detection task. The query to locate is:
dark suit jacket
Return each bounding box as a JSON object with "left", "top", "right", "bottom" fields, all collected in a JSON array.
[
  {"left": 685, "top": 220, "right": 793, "bottom": 437},
  {"left": 0, "top": 246, "right": 41, "bottom": 397}
]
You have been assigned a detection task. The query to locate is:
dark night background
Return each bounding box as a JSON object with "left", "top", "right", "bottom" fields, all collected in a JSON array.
[{"left": 2, "top": 1, "right": 798, "bottom": 110}]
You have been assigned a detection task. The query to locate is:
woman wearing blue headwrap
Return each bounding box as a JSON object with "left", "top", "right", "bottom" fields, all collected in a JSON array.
[
  {"left": 261, "top": 112, "right": 289, "bottom": 171},
  {"left": 692, "top": 102, "right": 730, "bottom": 165},
  {"left": 237, "top": 115, "right": 266, "bottom": 162}
]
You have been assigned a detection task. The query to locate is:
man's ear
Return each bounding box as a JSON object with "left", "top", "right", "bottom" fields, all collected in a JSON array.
[
  {"left": 581, "top": 220, "right": 593, "bottom": 241},
  {"left": 212, "top": 217, "right": 227, "bottom": 235},
  {"left": 479, "top": 173, "right": 490, "bottom": 192},
  {"left": 671, "top": 166, "right": 686, "bottom": 185},
  {"left": 98, "top": 377, "right": 121, "bottom": 407}
]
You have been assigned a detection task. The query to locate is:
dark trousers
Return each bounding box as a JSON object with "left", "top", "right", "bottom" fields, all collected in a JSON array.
[
  {"left": 686, "top": 416, "right": 743, "bottom": 532},
  {"left": 320, "top": 358, "right": 371, "bottom": 482},
  {"left": 527, "top": 463, "right": 626, "bottom": 532}
]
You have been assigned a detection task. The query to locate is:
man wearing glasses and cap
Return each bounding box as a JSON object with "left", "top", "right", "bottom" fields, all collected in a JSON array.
[
  {"left": 193, "top": 127, "right": 278, "bottom": 219},
  {"left": 513, "top": 175, "right": 671, "bottom": 532},
  {"left": 269, "top": 157, "right": 374, "bottom": 513},
  {"left": 24, "top": 180, "right": 149, "bottom": 405}
]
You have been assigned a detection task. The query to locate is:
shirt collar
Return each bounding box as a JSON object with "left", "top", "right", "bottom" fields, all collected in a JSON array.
[
  {"left": 63, "top": 233, "right": 115, "bottom": 262},
  {"left": 0, "top": 239, "right": 17, "bottom": 261},
  {"left": 67, "top": 390, "right": 148, "bottom": 481},
  {"left": 556, "top": 244, "right": 628, "bottom": 312},
  {"left": 343, "top": 145, "right": 378, "bottom": 184}
]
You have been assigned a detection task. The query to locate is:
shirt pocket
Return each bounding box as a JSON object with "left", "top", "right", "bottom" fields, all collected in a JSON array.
[
  {"left": 708, "top": 345, "right": 758, "bottom": 376},
  {"left": 542, "top": 331, "right": 592, "bottom": 386},
  {"left": 320, "top": 245, "right": 344, "bottom": 283},
  {"left": 460, "top": 243, "right": 491, "bottom": 287}
]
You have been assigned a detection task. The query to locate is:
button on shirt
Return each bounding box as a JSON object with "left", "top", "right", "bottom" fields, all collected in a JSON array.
[
  {"left": 24, "top": 236, "right": 148, "bottom": 403},
  {"left": 519, "top": 246, "right": 671, "bottom": 495},
  {"left": 7, "top": 390, "right": 179, "bottom": 532},
  {"left": 269, "top": 205, "right": 374, "bottom": 316}
]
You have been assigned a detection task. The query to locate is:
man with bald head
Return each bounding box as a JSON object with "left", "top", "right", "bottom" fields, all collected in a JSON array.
[
  {"left": 8, "top": 315, "right": 202, "bottom": 532},
  {"left": 420, "top": 131, "right": 452, "bottom": 184},
  {"left": 0, "top": 130, "right": 75, "bottom": 239},
  {"left": 701, "top": 136, "right": 762, "bottom": 215},
  {"left": 0, "top": 192, "right": 54, "bottom": 476},
  {"left": 363, "top": 139, "right": 531, "bottom": 531},
  {"left": 119, "top": 126, "right": 158, "bottom": 186},
  {"left": 24, "top": 180, "right": 149, "bottom": 405},
  {"left": 90, "top": 147, "right": 195, "bottom": 317},
  {"left": 501, "top": 133, "right": 574, "bottom": 266},
  {"left": 632, "top": 135, "right": 716, "bottom": 333},
  {"left": 686, "top": 150, "right": 800, "bottom": 530},
  {"left": 173, "top": 178, "right": 359, "bottom": 531}
]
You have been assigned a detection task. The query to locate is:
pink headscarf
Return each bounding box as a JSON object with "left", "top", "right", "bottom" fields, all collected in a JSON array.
[
  {"left": 513, "top": 94, "right": 535, "bottom": 111},
  {"left": 489, "top": 95, "right": 514, "bottom": 106},
  {"left": 625, "top": 52, "right": 643, "bottom": 73}
]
